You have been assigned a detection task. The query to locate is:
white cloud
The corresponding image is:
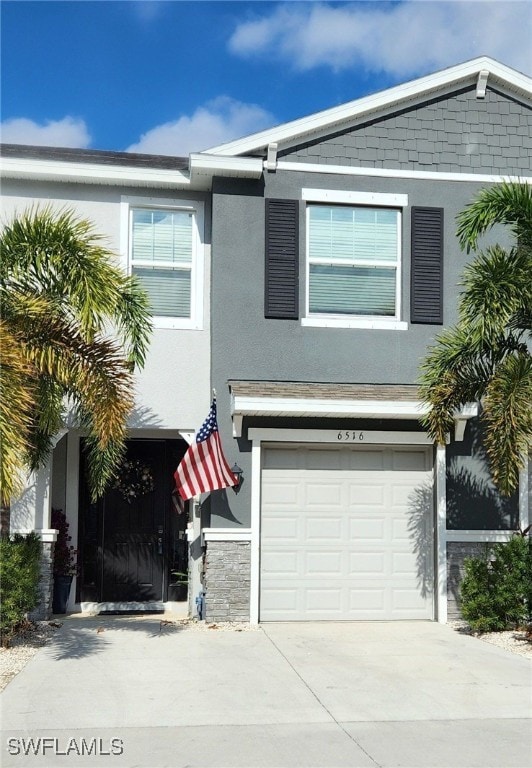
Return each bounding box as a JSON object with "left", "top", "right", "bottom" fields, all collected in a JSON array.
[
  {"left": 126, "top": 96, "right": 275, "bottom": 156},
  {"left": 229, "top": 2, "right": 532, "bottom": 77},
  {"left": 0, "top": 116, "right": 91, "bottom": 148}
]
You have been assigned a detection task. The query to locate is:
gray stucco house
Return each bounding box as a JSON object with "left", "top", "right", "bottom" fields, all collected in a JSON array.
[
  {"left": 201, "top": 55, "right": 531, "bottom": 624},
  {"left": 1, "top": 56, "right": 530, "bottom": 624}
]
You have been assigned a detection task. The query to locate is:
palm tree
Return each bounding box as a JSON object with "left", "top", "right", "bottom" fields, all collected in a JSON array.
[
  {"left": 0, "top": 207, "right": 152, "bottom": 530},
  {"left": 420, "top": 182, "right": 532, "bottom": 496}
]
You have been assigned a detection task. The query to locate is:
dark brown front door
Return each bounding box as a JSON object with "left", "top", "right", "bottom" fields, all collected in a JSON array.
[{"left": 101, "top": 440, "right": 166, "bottom": 602}]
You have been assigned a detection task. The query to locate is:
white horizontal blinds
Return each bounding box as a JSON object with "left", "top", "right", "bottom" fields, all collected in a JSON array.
[
  {"left": 132, "top": 267, "right": 191, "bottom": 317},
  {"left": 308, "top": 205, "right": 398, "bottom": 316},
  {"left": 131, "top": 208, "right": 193, "bottom": 317},
  {"left": 309, "top": 265, "right": 395, "bottom": 315}
]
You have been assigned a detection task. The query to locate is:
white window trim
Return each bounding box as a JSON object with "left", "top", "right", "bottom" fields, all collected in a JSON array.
[
  {"left": 120, "top": 195, "right": 205, "bottom": 330},
  {"left": 304, "top": 190, "right": 408, "bottom": 328}
]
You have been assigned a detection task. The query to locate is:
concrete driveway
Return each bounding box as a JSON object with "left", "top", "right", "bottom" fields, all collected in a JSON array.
[{"left": 1, "top": 617, "right": 530, "bottom": 767}]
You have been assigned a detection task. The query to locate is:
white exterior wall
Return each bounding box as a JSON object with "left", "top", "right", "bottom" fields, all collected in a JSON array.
[
  {"left": 2, "top": 179, "right": 211, "bottom": 433},
  {"left": 3, "top": 179, "right": 211, "bottom": 548}
]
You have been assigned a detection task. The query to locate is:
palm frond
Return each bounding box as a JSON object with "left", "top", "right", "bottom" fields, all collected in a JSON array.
[
  {"left": 0, "top": 322, "right": 36, "bottom": 504},
  {"left": 1, "top": 206, "right": 152, "bottom": 361},
  {"left": 456, "top": 181, "right": 532, "bottom": 253},
  {"left": 458, "top": 245, "right": 532, "bottom": 342},
  {"left": 482, "top": 352, "right": 532, "bottom": 495}
]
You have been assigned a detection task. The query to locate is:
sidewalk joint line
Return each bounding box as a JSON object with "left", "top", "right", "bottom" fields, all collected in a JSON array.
[{"left": 261, "top": 627, "right": 382, "bottom": 768}]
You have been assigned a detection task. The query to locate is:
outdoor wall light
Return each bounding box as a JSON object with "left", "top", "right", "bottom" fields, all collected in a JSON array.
[{"left": 231, "top": 463, "right": 244, "bottom": 494}]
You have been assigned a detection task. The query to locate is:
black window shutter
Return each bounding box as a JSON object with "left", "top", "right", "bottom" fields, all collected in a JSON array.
[
  {"left": 265, "top": 198, "right": 299, "bottom": 319},
  {"left": 411, "top": 206, "right": 444, "bottom": 324}
]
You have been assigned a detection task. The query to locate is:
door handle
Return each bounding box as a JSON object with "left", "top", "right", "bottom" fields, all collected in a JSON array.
[{"left": 157, "top": 537, "right": 163, "bottom": 555}]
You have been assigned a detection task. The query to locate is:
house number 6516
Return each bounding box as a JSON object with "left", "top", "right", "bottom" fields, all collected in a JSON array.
[{"left": 337, "top": 431, "right": 364, "bottom": 441}]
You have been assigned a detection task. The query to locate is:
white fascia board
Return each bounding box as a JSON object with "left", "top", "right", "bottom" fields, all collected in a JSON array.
[
  {"left": 232, "top": 397, "right": 478, "bottom": 436},
  {"left": 189, "top": 153, "right": 263, "bottom": 178},
  {"left": 0, "top": 156, "right": 191, "bottom": 188},
  {"left": 233, "top": 395, "right": 429, "bottom": 419},
  {"left": 204, "top": 57, "right": 531, "bottom": 157},
  {"left": 279, "top": 161, "right": 532, "bottom": 185}
]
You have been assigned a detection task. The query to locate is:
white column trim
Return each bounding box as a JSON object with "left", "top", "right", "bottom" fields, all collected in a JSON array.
[
  {"left": 12, "top": 528, "right": 58, "bottom": 543},
  {"left": 436, "top": 444, "right": 447, "bottom": 624},
  {"left": 519, "top": 455, "right": 529, "bottom": 531},
  {"left": 249, "top": 439, "right": 262, "bottom": 625}
]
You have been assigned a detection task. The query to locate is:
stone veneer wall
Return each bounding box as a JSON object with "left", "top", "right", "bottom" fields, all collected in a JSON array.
[
  {"left": 446, "top": 541, "right": 491, "bottom": 620},
  {"left": 204, "top": 541, "right": 251, "bottom": 622},
  {"left": 29, "top": 541, "right": 55, "bottom": 621}
]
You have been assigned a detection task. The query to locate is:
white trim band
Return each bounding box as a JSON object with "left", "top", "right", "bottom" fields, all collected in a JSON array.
[
  {"left": 202, "top": 528, "right": 252, "bottom": 542},
  {"left": 302, "top": 188, "right": 408, "bottom": 207},
  {"left": 279, "top": 161, "right": 532, "bottom": 185}
]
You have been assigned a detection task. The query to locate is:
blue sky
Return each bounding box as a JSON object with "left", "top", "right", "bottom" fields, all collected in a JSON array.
[{"left": 1, "top": 1, "right": 531, "bottom": 156}]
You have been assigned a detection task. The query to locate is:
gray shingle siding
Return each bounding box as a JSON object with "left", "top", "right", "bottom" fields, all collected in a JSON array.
[{"left": 280, "top": 87, "right": 532, "bottom": 175}]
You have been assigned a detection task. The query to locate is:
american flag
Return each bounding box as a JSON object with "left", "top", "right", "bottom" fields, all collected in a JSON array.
[{"left": 174, "top": 398, "right": 237, "bottom": 501}]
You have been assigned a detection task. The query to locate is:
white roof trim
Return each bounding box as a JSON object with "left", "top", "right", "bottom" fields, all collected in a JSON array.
[
  {"left": 277, "top": 161, "right": 532, "bottom": 185},
  {"left": 0, "top": 153, "right": 264, "bottom": 189},
  {"left": 189, "top": 153, "right": 263, "bottom": 178},
  {"left": 0, "top": 156, "right": 192, "bottom": 187},
  {"left": 204, "top": 57, "right": 532, "bottom": 157}
]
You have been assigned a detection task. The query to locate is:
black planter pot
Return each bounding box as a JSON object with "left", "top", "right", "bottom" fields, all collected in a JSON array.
[{"left": 52, "top": 575, "right": 73, "bottom": 614}]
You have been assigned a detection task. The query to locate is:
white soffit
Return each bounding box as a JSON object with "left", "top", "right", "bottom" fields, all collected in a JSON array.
[
  {"left": 231, "top": 394, "right": 478, "bottom": 437},
  {"left": 231, "top": 396, "right": 428, "bottom": 437},
  {"left": 204, "top": 57, "right": 532, "bottom": 157}
]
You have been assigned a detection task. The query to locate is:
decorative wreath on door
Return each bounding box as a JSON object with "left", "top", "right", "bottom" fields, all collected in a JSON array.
[{"left": 113, "top": 460, "right": 154, "bottom": 502}]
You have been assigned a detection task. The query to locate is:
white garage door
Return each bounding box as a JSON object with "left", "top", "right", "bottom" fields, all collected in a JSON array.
[{"left": 260, "top": 444, "right": 434, "bottom": 621}]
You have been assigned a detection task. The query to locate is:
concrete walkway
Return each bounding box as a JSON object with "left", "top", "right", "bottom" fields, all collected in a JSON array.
[{"left": 1, "top": 617, "right": 530, "bottom": 767}]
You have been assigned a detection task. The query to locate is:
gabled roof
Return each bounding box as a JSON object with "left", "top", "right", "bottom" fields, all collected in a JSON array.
[{"left": 204, "top": 57, "right": 532, "bottom": 157}]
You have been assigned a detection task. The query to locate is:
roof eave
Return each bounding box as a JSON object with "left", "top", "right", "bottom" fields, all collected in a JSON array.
[{"left": 203, "top": 57, "right": 532, "bottom": 157}]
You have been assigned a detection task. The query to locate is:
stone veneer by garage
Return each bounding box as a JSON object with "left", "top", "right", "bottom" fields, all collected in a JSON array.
[
  {"left": 29, "top": 541, "right": 55, "bottom": 621},
  {"left": 446, "top": 541, "right": 489, "bottom": 620},
  {"left": 204, "top": 541, "right": 251, "bottom": 622}
]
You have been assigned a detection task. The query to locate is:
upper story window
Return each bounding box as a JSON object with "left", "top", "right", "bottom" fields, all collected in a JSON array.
[
  {"left": 302, "top": 189, "right": 408, "bottom": 330},
  {"left": 122, "top": 197, "right": 204, "bottom": 330}
]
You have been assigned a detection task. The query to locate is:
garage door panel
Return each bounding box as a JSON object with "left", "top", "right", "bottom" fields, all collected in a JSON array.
[
  {"left": 261, "top": 550, "right": 298, "bottom": 576},
  {"left": 348, "top": 588, "right": 385, "bottom": 612},
  {"left": 348, "top": 451, "right": 385, "bottom": 470},
  {"left": 392, "top": 588, "right": 431, "bottom": 611},
  {"left": 306, "top": 516, "right": 343, "bottom": 541},
  {"left": 348, "top": 483, "right": 385, "bottom": 506},
  {"left": 305, "top": 589, "right": 342, "bottom": 612},
  {"left": 392, "top": 450, "right": 429, "bottom": 470},
  {"left": 348, "top": 552, "right": 385, "bottom": 575},
  {"left": 260, "top": 445, "right": 434, "bottom": 622},
  {"left": 261, "top": 515, "right": 300, "bottom": 542},
  {"left": 305, "top": 550, "right": 344, "bottom": 576},
  {"left": 261, "top": 588, "right": 298, "bottom": 613},
  {"left": 263, "top": 480, "right": 299, "bottom": 505},
  {"left": 349, "top": 517, "right": 386, "bottom": 540},
  {"left": 303, "top": 481, "right": 343, "bottom": 507}
]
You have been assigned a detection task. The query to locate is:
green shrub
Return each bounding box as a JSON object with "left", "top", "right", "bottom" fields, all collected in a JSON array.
[
  {"left": 460, "top": 533, "right": 532, "bottom": 633},
  {"left": 0, "top": 533, "right": 41, "bottom": 646}
]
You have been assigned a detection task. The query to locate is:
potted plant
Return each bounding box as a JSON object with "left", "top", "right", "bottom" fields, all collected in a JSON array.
[
  {"left": 51, "top": 508, "right": 78, "bottom": 614},
  {"left": 169, "top": 571, "right": 188, "bottom": 602}
]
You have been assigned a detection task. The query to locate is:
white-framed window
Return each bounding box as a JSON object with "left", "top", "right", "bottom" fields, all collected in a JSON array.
[
  {"left": 302, "top": 189, "right": 408, "bottom": 330},
  {"left": 121, "top": 196, "right": 204, "bottom": 330}
]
